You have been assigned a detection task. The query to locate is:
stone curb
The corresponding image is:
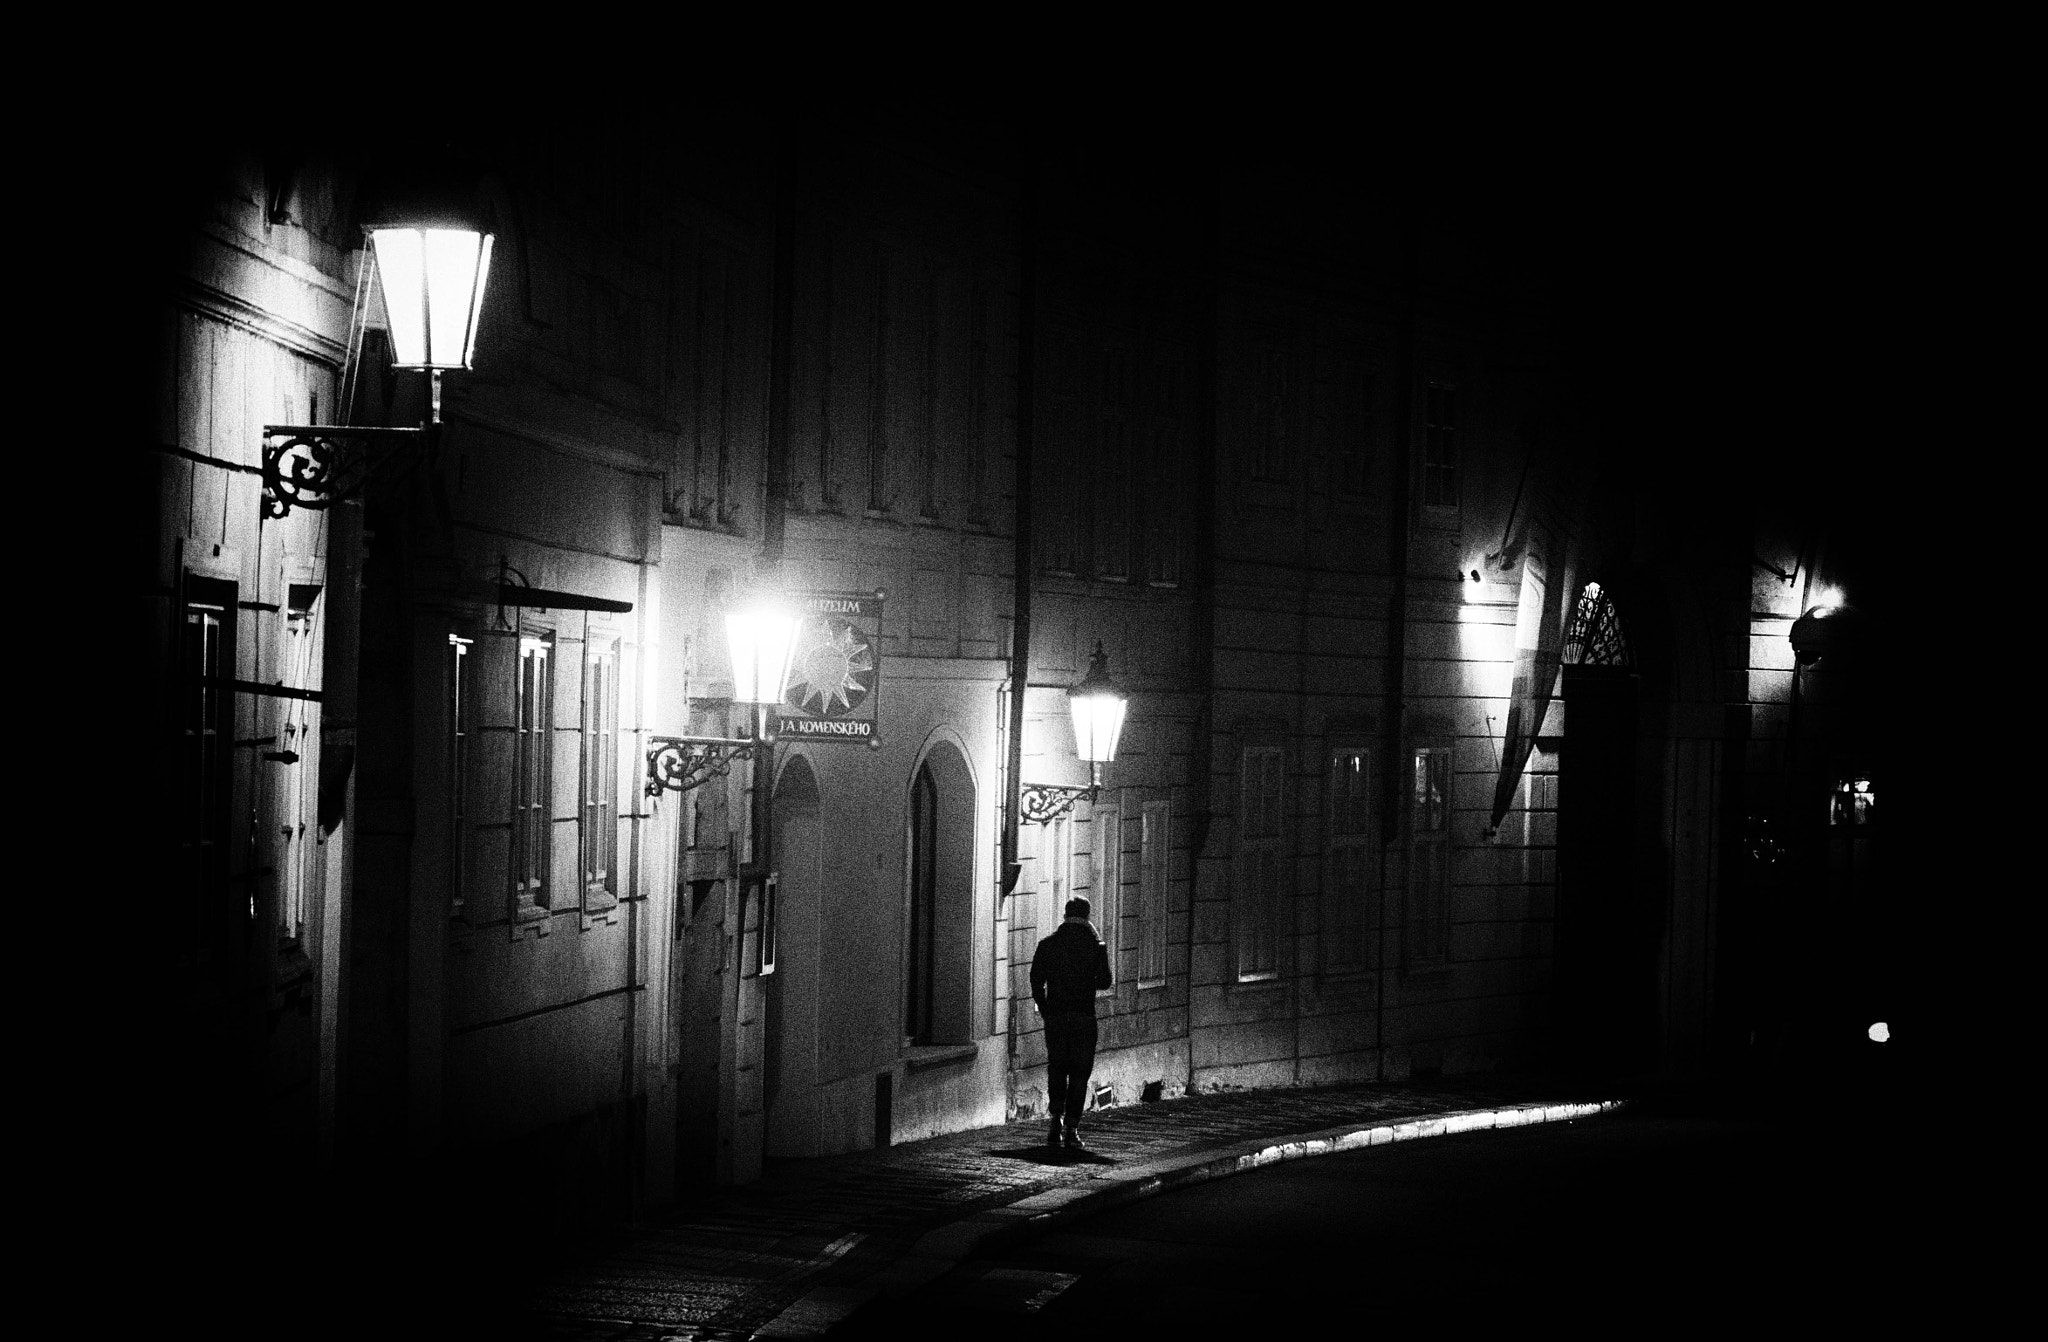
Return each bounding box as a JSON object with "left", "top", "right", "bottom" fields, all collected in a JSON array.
[{"left": 755, "top": 1097, "right": 1625, "bottom": 1337}]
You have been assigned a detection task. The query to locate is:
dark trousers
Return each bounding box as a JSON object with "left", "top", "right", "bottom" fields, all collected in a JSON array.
[{"left": 1043, "top": 1010, "right": 1099, "bottom": 1129}]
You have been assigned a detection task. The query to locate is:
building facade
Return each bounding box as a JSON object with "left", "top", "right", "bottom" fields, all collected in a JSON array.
[{"left": 134, "top": 113, "right": 1889, "bottom": 1239}]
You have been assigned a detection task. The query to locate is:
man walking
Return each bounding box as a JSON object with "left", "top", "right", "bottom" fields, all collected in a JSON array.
[{"left": 1031, "top": 895, "right": 1113, "bottom": 1150}]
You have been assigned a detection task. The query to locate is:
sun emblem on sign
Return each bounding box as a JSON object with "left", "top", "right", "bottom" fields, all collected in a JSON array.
[{"left": 784, "top": 619, "right": 875, "bottom": 717}]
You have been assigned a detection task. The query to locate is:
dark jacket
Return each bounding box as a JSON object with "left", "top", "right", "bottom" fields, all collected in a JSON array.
[{"left": 1031, "top": 919, "right": 1112, "bottom": 1015}]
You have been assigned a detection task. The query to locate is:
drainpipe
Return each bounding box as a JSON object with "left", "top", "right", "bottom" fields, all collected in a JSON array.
[
  {"left": 762, "top": 119, "right": 795, "bottom": 581},
  {"left": 1001, "top": 149, "right": 1038, "bottom": 899},
  {"left": 754, "top": 114, "right": 799, "bottom": 871},
  {"left": 1186, "top": 196, "right": 1220, "bottom": 1102},
  {"left": 721, "top": 118, "right": 801, "bottom": 1185},
  {"left": 1377, "top": 215, "right": 1418, "bottom": 1083}
]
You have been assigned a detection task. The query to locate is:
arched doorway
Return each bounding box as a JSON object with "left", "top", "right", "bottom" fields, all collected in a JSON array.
[
  {"left": 764, "top": 755, "right": 821, "bottom": 1156},
  {"left": 906, "top": 741, "right": 977, "bottom": 1047}
]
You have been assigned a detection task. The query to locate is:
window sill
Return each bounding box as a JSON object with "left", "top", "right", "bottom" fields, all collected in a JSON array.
[
  {"left": 581, "top": 885, "right": 620, "bottom": 923},
  {"left": 903, "top": 1042, "right": 979, "bottom": 1070}
]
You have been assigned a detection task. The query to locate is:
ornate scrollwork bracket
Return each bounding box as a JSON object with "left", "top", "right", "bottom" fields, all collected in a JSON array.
[
  {"left": 1019, "top": 782, "right": 1100, "bottom": 824},
  {"left": 645, "top": 734, "right": 759, "bottom": 798},
  {"left": 260, "top": 424, "right": 433, "bottom": 518}
]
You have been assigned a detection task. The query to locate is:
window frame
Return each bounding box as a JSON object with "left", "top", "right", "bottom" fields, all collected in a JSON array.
[
  {"left": 1043, "top": 811, "right": 1074, "bottom": 940},
  {"left": 906, "top": 759, "right": 939, "bottom": 1043},
  {"left": 1418, "top": 378, "right": 1462, "bottom": 528},
  {"left": 446, "top": 630, "right": 473, "bottom": 923},
  {"left": 1405, "top": 741, "right": 1453, "bottom": 968},
  {"left": 1329, "top": 361, "right": 1377, "bottom": 502},
  {"left": 273, "top": 583, "right": 323, "bottom": 948},
  {"left": 1234, "top": 743, "right": 1286, "bottom": 982},
  {"left": 179, "top": 573, "right": 238, "bottom": 976},
  {"left": 511, "top": 628, "right": 555, "bottom": 925},
  {"left": 579, "top": 624, "right": 622, "bottom": 918},
  {"left": 1137, "top": 800, "right": 1170, "bottom": 988},
  {"left": 1324, "top": 745, "right": 1374, "bottom": 974},
  {"left": 1090, "top": 807, "right": 1122, "bottom": 996}
]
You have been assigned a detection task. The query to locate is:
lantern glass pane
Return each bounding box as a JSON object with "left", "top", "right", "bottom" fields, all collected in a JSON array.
[
  {"left": 726, "top": 609, "right": 802, "bottom": 705},
  {"left": 465, "top": 234, "right": 494, "bottom": 366},
  {"left": 1071, "top": 692, "right": 1126, "bottom": 764},
  {"left": 370, "top": 229, "right": 428, "bottom": 367},
  {"left": 424, "top": 229, "right": 485, "bottom": 368}
]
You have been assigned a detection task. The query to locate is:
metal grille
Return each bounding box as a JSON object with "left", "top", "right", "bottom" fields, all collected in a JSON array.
[{"left": 1564, "top": 580, "right": 1633, "bottom": 668}]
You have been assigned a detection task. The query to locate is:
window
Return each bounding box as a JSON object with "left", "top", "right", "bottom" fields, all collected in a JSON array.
[
  {"left": 1248, "top": 345, "right": 1294, "bottom": 484},
  {"left": 1235, "top": 745, "right": 1285, "bottom": 981},
  {"left": 906, "top": 760, "right": 938, "bottom": 1042},
  {"left": 1828, "top": 774, "right": 1876, "bottom": 900},
  {"left": 1091, "top": 809, "right": 1122, "bottom": 992},
  {"left": 1043, "top": 812, "right": 1074, "bottom": 938},
  {"left": 1407, "top": 745, "right": 1452, "bottom": 965},
  {"left": 276, "top": 585, "right": 323, "bottom": 944},
  {"left": 1332, "top": 365, "right": 1375, "bottom": 498},
  {"left": 580, "top": 630, "right": 621, "bottom": 914},
  {"left": 904, "top": 743, "right": 977, "bottom": 1045},
  {"left": 1422, "top": 381, "right": 1459, "bottom": 510},
  {"left": 1325, "top": 747, "right": 1372, "bottom": 971},
  {"left": 513, "top": 632, "right": 554, "bottom": 921},
  {"left": 446, "top": 633, "right": 472, "bottom": 921},
  {"left": 757, "top": 872, "right": 778, "bottom": 975},
  {"left": 179, "top": 576, "right": 236, "bottom": 972},
  {"left": 1138, "top": 801, "right": 1169, "bottom": 986},
  {"left": 1830, "top": 775, "right": 1874, "bottom": 827},
  {"left": 868, "top": 251, "right": 895, "bottom": 513},
  {"left": 1096, "top": 347, "right": 1133, "bottom": 581},
  {"left": 1039, "top": 333, "right": 1187, "bottom": 586},
  {"left": 1143, "top": 360, "right": 1185, "bottom": 587}
]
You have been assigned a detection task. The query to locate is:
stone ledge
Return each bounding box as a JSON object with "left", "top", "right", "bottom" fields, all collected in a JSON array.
[{"left": 902, "top": 1042, "right": 980, "bottom": 1070}]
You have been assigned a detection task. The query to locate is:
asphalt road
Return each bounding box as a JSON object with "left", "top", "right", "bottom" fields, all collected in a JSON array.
[{"left": 834, "top": 1087, "right": 1932, "bottom": 1337}]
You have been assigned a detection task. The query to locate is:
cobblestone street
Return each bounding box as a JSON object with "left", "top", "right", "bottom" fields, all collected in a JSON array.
[{"left": 521, "top": 1072, "right": 1633, "bottom": 1339}]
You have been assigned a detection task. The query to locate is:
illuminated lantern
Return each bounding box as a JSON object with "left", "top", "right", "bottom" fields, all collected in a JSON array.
[
  {"left": 370, "top": 224, "right": 494, "bottom": 370},
  {"left": 726, "top": 603, "right": 803, "bottom": 707},
  {"left": 1068, "top": 643, "right": 1127, "bottom": 768}
]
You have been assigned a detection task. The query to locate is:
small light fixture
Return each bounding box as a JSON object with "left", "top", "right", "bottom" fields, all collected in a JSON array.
[
  {"left": 1789, "top": 591, "right": 1850, "bottom": 666},
  {"left": 647, "top": 596, "right": 803, "bottom": 797},
  {"left": 1021, "top": 644, "right": 1129, "bottom": 823}
]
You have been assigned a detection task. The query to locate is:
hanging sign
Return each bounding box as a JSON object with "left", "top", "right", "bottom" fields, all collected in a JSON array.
[{"left": 777, "top": 590, "right": 884, "bottom": 743}]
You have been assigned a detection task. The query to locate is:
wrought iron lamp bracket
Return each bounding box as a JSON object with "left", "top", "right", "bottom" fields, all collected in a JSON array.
[
  {"left": 260, "top": 424, "right": 434, "bottom": 518},
  {"left": 1019, "top": 782, "right": 1099, "bottom": 824},
  {"left": 645, "top": 734, "right": 759, "bottom": 798}
]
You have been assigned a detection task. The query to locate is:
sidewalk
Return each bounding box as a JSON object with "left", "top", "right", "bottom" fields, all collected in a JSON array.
[{"left": 520, "top": 1070, "right": 1639, "bottom": 1340}]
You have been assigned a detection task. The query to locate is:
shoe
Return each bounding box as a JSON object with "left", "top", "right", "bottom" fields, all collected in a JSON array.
[
  {"left": 1062, "top": 1127, "right": 1084, "bottom": 1151},
  {"left": 1047, "top": 1123, "right": 1063, "bottom": 1148}
]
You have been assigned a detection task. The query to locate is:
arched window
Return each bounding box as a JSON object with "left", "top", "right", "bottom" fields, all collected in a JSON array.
[
  {"left": 907, "top": 761, "right": 940, "bottom": 1042},
  {"left": 906, "top": 741, "right": 977, "bottom": 1045},
  {"left": 1563, "top": 580, "right": 1633, "bottom": 669}
]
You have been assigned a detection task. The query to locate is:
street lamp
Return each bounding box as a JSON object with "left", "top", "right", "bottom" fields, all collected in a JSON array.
[
  {"left": 1789, "top": 591, "right": 1850, "bottom": 666},
  {"left": 367, "top": 224, "right": 494, "bottom": 372},
  {"left": 260, "top": 202, "right": 495, "bottom": 517},
  {"left": 1019, "top": 643, "right": 1128, "bottom": 823},
  {"left": 646, "top": 599, "right": 804, "bottom": 797}
]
